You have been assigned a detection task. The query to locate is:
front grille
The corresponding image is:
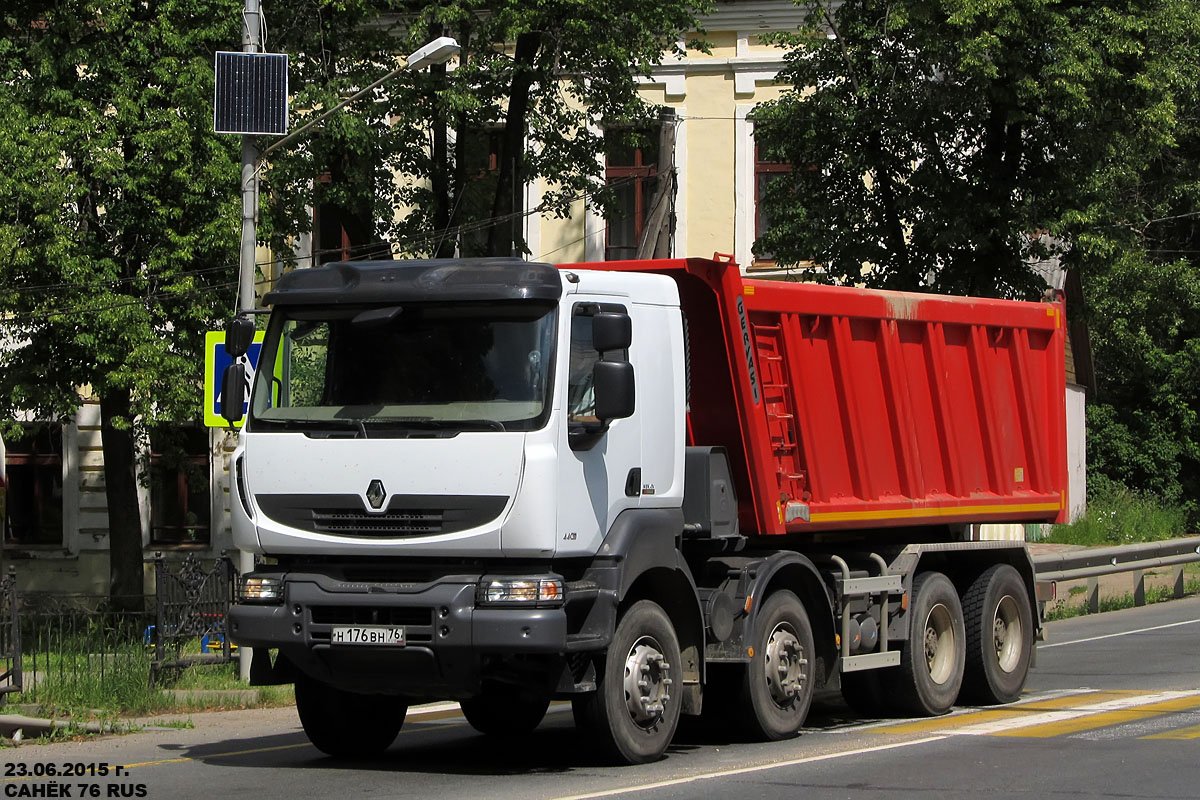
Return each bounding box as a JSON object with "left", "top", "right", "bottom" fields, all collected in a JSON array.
[
  {"left": 256, "top": 493, "right": 507, "bottom": 538},
  {"left": 310, "top": 606, "right": 432, "bottom": 627},
  {"left": 312, "top": 508, "right": 444, "bottom": 536}
]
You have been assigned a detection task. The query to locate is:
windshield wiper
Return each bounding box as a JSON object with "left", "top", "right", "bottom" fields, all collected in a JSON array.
[
  {"left": 303, "top": 417, "right": 368, "bottom": 438},
  {"left": 369, "top": 417, "right": 507, "bottom": 433}
]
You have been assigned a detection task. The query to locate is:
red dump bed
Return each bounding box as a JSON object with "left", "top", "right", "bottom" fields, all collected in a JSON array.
[{"left": 574, "top": 256, "right": 1069, "bottom": 536}]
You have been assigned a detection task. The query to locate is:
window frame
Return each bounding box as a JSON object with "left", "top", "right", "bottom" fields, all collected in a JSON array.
[
  {"left": 148, "top": 426, "right": 212, "bottom": 547},
  {"left": 604, "top": 129, "right": 660, "bottom": 261},
  {"left": 3, "top": 423, "right": 65, "bottom": 549}
]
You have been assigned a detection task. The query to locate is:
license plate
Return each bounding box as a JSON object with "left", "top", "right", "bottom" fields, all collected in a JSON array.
[{"left": 330, "top": 625, "right": 406, "bottom": 646}]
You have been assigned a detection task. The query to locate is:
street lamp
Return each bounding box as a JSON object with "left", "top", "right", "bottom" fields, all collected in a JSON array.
[{"left": 237, "top": 36, "right": 461, "bottom": 314}]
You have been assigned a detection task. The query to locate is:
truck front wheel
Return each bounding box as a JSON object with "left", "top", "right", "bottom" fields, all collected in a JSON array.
[
  {"left": 739, "top": 590, "right": 815, "bottom": 740},
  {"left": 294, "top": 674, "right": 407, "bottom": 757},
  {"left": 889, "top": 571, "right": 965, "bottom": 716},
  {"left": 574, "top": 599, "right": 682, "bottom": 764},
  {"left": 961, "top": 564, "right": 1033, "bottom": 704}
]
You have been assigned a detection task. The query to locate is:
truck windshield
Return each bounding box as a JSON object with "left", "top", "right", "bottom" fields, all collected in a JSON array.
[{"left": 248, "top": 301, "right": 557, "bottom": 434}]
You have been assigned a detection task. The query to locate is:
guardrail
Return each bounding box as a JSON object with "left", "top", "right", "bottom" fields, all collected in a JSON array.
[{"left": 1032, "top": 536, "right": 1200, "bottom": 613}]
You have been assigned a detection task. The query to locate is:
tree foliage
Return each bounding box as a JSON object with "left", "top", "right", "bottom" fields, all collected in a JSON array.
[
  {"left": 753, "top": 0, "right": 1200, "bottom": 527},
  {"left": 0, "top": 0, "right": 243, "bottom": 601},
  {"left": 261, "top": 0, "right": 710, "bottom": 264},
  {"left": 752, "top": 0, "right": 1200, "bottom": 299}
]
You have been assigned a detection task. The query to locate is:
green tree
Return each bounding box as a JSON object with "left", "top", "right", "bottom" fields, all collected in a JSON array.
[
  {"left": 751, "top": 0, "right": 1200, "bottom": 298},
  {"left": 0, "top": 1, "right": 242, "bottom": 604},
  {"left": 262, "top": 0, "right": 710, "bottom": 263}
]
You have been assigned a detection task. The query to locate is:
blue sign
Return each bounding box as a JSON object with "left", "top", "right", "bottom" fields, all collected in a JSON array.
[{"left": 203, "top": 331, "right": 266, "bottom": 427}]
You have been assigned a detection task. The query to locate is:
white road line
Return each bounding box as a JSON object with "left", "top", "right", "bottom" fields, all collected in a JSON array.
[
  {"left": 551, "top": 737, "right": 947, "bottom": 800},
  {"left": 1041, "top": 617, "right": 1200, "bottom": 649},
  {"left": 947, "top": 690, "right": 1200, "bottom": 736}
]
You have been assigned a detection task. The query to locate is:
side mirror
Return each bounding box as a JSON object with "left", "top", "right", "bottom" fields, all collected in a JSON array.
[
  {"left": 221, "top": 362, "right": 247, "bottom": 425},
  {"left": 225, "top": 316, "right": 256, "bottom": 358},
  {"left": 592, "top": 312, "right": 632, "bottom": 353},
  {"left": 593, "top": 361, "right": 635, "bottom": 421}
]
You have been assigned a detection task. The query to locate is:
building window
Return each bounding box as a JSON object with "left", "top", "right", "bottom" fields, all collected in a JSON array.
[
  {"left": 4, "top": 424, "right": 64, "bottom": 547},
  {"left": 604, "top": 129, "right": 660, "bottom": 261},
  {"left": 149, "top": 426, "right": 211, "bottom": 546},
  {"left": 754, "top": 142, "right": 791, "bottom": 264}
]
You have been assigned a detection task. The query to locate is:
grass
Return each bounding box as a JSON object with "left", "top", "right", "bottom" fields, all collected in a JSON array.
[
  {"left": 1044, "top": 487, "right": 1188, "bottom": 546},
  {"left": 1045, "top": 576, "right": 1200, "bottom": 621},
  {"left": 14, "top": 638, "right": 294, "bottom": 726}
]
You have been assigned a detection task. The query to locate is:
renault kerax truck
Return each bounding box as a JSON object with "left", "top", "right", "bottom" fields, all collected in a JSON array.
[{"left": 225, "top": 255, "right": 1068, "bottom": 764}]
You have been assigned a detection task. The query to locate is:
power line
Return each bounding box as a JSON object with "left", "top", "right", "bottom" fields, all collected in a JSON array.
[{"left": 0, "top": 173, "right": 652, "bottom": 324}]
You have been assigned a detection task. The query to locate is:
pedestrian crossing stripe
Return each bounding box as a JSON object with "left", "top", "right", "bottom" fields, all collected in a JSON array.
[
  {"left": 871, "top": 689, "right": 1200, "bottom": 738},
  {"left": 1140, "top": 723, "right": 1200, "bottom": 741},
  {"left": 970, "top": 691, "right": 1200, "bottom": 738}
]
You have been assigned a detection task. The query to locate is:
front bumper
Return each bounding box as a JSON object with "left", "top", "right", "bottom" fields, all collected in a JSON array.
[{"left": 229, "top": 572, "right": 569, "bottom": 696}]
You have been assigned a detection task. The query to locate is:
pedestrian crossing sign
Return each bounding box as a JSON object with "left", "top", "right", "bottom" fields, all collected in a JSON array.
[{"left": 203, "top": 330, "right": 267, "bottom": 428}]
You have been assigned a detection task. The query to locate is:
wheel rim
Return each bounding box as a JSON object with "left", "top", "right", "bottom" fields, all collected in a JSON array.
[
  {"left": 764, "top": 622, "right": 808, "bottom": 707},
  {"left": 993, "top": 595, "right": 1023, "bottom": 673},
  {"left": 924, "top": 602, "right": 956, "bottom": 685},
  {"left": 623, "top": 635, "right": 673, "bottom": 729}
]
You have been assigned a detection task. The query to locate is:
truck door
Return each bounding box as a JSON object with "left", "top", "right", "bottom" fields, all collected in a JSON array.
[{"left": 556, "top": 301, "right": 642, "bottom": 556}]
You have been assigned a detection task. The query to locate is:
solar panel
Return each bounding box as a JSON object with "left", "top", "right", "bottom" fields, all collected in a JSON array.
[{"left": 214, "top": 51, "right": 289, "bottom": 136}]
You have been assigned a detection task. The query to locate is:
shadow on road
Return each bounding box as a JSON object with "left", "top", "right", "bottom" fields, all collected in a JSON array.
[{"left": 160, "top": 692, "right": 865, "bottom": 776}]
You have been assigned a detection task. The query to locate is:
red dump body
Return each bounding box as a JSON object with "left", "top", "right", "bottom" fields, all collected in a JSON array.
[{"left": 567, "top": 256, "right": 1069, "bottom": 536}]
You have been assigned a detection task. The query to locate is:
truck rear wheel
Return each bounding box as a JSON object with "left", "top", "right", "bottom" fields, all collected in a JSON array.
[
  {"left": 961, "top": 564, "right": 1033, "bottom": 704},
  {"left": 889, "top": 571, "right": 965, "bottom": 716},
  {"left": 294, "top": 674, "right": 407, "bottom": 757},
  {"left": 574, "top": 599, "right": 682, "bottom": 764},
  {"left": 738, "top": 590, "right": 815, "bottom": 740},
  {"left": 461, "top": 684, "right": 551, "bottom": 735}
]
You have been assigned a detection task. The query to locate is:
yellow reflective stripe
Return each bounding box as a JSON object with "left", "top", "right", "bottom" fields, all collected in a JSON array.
[{"left": 810, "top": 501, "right": 1062, "bottom": 524}]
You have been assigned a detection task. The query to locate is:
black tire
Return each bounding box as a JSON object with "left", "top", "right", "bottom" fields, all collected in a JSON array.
[
  {"left": 839, "top": 669, "right": 892, "bottom": 718},
  {"left": 294, "top": 674, "right": 407, "bottom": 757},
  {"left": 575, "top": 599, "right": 682, "bottom": 764},
  {"left": 462, "top": 685, "right": 550, "bottom": 735},
  {"left": 961, "top": 564, "right": 1033, "bottom": 705},
  {"left": 738, "top": 591, "right": 815, "bottom": 740},
  {"left": 888, "top": 571, "right": 965, "bottom": 716}
]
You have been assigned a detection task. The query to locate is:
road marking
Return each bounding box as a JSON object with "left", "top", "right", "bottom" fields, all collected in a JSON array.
[
  {"left": 867, "top": 689, "right": 1126, "bottom": 734},
  {"left": 1141, "top": 723, "right": 1200, "bottom": 740},
  {"left": 954, "top": 691, "right": 1200, "bottom": 737},
  {"left": 1041, "top": 617, "right": 1200, "bottom": 649},
  {"left": 551, "top": 737, "right": 948, "bottom": 800}
]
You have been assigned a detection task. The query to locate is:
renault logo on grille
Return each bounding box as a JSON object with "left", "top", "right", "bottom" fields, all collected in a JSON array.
[{"left": 366, "top": 479, "right": 387, "bottom": 510}]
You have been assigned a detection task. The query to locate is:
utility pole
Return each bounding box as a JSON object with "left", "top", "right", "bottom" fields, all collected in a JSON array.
[
  {"left": 239, "top": 0, "right": 261, "bottom": 315},
  {"left": 237, "top": 0, "right": 261, "bottom": 682}
]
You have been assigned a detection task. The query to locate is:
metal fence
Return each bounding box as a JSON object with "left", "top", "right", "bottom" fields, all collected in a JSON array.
[
  {"left": 149, "top": 553, "right": 236, "bottom": 686},
  {"left": 9, "top": 592, "right": 154, "bottom": 707},
  {"left": 1033, "top": 536, "right": 1200, "bottom": 613},
  {"left": 0, "top": 554, "right": 236, "bottom": 706},
  {"left": 0, "top": 568, "right": 19, "bottom": 701}
]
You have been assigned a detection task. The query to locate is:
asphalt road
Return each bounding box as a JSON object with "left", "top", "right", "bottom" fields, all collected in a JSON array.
[{"left": 5, "top": 596, "right": 1199, "bottom": 800}]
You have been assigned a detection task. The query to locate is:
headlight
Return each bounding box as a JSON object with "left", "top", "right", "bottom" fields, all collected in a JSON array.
[
  {"left": 238, "top": 575, "right": 284, "bottom": 604},
  {"left": 477, "top": 576, "right": 564, "bottom": 607}
]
